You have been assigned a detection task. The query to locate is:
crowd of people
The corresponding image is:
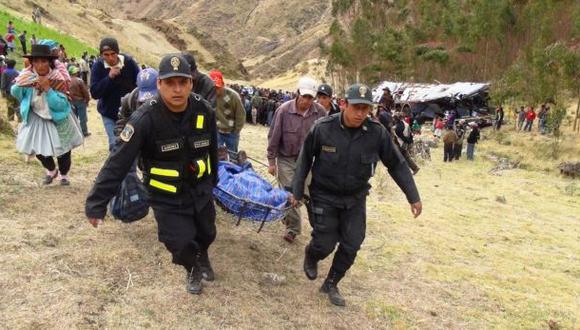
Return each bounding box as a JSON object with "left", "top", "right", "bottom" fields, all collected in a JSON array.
[
  {"left": 1, "top": 29, "right": 424, "bottom": 306},
  {"left": 376, "top": 87, "right": 482, "bottom": 163},
  {"left": 513, "top": 104, "right": 551, "bottom": 134}
]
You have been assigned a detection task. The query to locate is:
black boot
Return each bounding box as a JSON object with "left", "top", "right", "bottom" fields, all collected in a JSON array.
[
  {"left": 186, "top": 263, "right": 203, "bottom": 294},
  {"left": 198, "top": 250, "right": 215, "bottom": 282},
  {"left": 320, "top": 270, "right": 346, "bottom": 306},
  {"left": 303, "top": 245, "right": 318, "bottom": 280}
]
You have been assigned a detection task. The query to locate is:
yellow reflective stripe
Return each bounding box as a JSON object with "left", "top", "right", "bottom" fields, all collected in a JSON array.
[
  {"left": 196, "top": 115, "right": 204, "bottom": 129},
  {"left": 149, "top": 179, "right": 177, "bottom": 193},
  {"left": 150, "top": 167, "right": 179, "bottom": 177},
  {"left": 207, "top": 156, "right": 211, "bottom": 175},
  {"left": 196, "top": 159, "right": 206, "bottom": 178}
]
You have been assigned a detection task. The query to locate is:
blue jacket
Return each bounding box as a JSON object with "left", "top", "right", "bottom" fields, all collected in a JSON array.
[
  {"left": 11, "top": 84, "right": 71, "bottom": 124},
  {"left": 1, "top": 67, "right": 19, "bottom": 95},
  {"left": 90, "top": 54, "right": 139, "bottom": 120}
]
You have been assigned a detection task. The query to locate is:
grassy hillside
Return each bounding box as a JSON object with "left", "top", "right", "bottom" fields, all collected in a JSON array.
[{"left": 0, "top": 9, "right": 96, "bottom": 69}]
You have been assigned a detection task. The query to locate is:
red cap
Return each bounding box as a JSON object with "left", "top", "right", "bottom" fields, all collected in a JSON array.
[{"left": 209, "top": 69, "right": 224, "bottom": 88}]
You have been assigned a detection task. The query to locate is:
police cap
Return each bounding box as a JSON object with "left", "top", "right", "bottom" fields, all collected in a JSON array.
[
  {"left": 317, "top": 83, "right": 333, "bottom": 97},
  {"left": 345, "top": 83, "right": 373, "bottom": 105},
  {"left": 158, "top": 54, "right": 191, "bottom": 80}
]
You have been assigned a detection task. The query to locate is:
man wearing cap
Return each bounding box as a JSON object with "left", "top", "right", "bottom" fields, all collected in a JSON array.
[
  {"left": 114, "top": 68, "right": 159, "bottom": 136},
  {"left": 85, "top": 54, "right": 218, "bottom": 295},
  {"left": 316, "top": 83, "right": 340, "bottom": 116},
  {"left": 209, "top": 69, "right": 245, "bottom": 153},
  {"left": 267, "top": 76, "right": 326, "bottom": 243},
  {"left": 90, "top": 37, "right": 140, "bottom": 151},
  {"left": 181, "top": 51, "right": 216, "bottom": 107},
  {"left": 291, "top": 83, "right": 422, "bottom": 307},
  {"left": 68, "top": 65, "right": 91, "bottom": 136}
]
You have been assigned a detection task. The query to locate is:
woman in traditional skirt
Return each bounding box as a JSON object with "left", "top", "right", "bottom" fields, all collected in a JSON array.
[{"left": 11, "top": 44, "right": 83, "bottom": 185}]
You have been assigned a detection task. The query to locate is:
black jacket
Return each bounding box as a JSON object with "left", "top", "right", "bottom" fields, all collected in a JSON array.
[
  {"left": 467, "top": 128, "right": 480, "bottom": 144},
  {"left": 86, "top": 93, "right": 218, "bottom": 219},
  {"left": 292, "top": 113, "right": 420, "bottom": 207},
  {"left": 193, "top": 71, "right": 216, "bottom": 107},
  {"left": 114, "top": 87, "right": 140, "bottom": 136}
]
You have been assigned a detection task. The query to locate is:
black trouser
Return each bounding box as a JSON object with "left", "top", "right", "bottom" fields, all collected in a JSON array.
[
  {"left": 306, "top": 197, "right": 366, "bottom": 278},
  {"left": 453, "top": 143, "right": 462, "bottom": 160},
  {"left": 152, "top": 200, "right": 216, "bottom": 271},
  {"left": 443, "top": 143, "right": 454, "bottom": 162},
  {"left": 36, "top": 151, "right": 71, "bottom": 175}
]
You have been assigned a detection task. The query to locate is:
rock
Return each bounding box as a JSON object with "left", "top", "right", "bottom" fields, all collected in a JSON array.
[
  {"left": 261, "top": 272, "right": 286, "bottom": 286},
  {"left": 495, "top": 196, "right": 507, "bottom": 204},
  {"left": 548, "top": 319, "right": 560, "bottom": 330},
  {"left": 558, "top": 162, "right": 580, "bottom": 178}
]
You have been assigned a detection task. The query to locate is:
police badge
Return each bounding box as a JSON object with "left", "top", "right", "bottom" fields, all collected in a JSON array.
[
  {"left": 170, "top": 57, "right": 180, "bottom": 71},
  {"left": 120, "top": 124, "right": 135, "bottom": 142},
  {"left": 359, "top": 86, "right": 368, "bottom": 98}
]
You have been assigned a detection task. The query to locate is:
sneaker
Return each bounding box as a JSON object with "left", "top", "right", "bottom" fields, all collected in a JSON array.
[
  {"left": 60, "top": 177, "right": 71, "bottom": 186},
  {"left": 42, "top": 171, "right": 59, "bottom": 185},
  {"left": 83, "top": 132, "right": 92, "bottom": 137},
  {"left": 283, "top": 231, "right": 297, "bottom": 243}
]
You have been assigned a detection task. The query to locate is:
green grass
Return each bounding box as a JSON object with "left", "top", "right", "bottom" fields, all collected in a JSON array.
[{"left": 0, "top": 9, "right": 96, "bottom": 70}]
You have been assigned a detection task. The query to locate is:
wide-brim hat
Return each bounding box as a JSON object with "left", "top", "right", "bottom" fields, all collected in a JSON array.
[{"left": 23, "top": 44, "right": 58, "bottom": 59}]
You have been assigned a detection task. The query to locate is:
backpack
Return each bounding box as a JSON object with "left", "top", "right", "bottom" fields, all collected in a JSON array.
[{"left": 109, "top": 173, "right": 150, "bottom": 223}]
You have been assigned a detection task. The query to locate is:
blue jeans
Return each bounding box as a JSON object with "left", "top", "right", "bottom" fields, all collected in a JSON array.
[
  {"left": 72, "top": 100, "right": 88, "bottom": 135},
  {"left": 101, "top": 116, "right": 117, "bottom": 151},
  {"left": 217, "top": 132, "right": 240, "bottom": 153},
  {"left": 466, "top": 143, "right": 475, "bottom": 160}
]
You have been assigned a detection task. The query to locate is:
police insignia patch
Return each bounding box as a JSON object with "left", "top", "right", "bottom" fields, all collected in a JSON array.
[
  {"left": 120, "top": 124, "right": 134, "bottom": 142},
  {"left": 170, "top": 57, "right": 180, "bottom": 71},
  {"left": 359, "top": 86, "right": 368, "bottom": 98}
]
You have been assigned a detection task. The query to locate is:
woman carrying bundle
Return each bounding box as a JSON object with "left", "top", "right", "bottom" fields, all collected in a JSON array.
[{"left": 11, "top": 44, "right": 83, "bottom": 185}]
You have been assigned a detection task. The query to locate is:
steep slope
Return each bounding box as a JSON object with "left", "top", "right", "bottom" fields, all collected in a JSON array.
[{"left": 76, "top": 0, "right": 333, "bottom": 79}]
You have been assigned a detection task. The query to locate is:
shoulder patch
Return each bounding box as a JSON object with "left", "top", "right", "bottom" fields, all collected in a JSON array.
[{"left": 120, "top": 124, "right": 135, "bottom": 142}]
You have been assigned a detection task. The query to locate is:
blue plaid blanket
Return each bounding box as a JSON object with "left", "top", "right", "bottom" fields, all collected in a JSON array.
[{"left": 213, "top": 161, "right": 289, "bottom": 222}]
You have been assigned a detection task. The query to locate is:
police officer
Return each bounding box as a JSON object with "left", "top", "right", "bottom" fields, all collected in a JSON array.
[
  {"left": 291, "top": 83, "right": 422, "bottom": 306},
  {"left": 85, "top": 54, "right": 218, "bottom": 295}
]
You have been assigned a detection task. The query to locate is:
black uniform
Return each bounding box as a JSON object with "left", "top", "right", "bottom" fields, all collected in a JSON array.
[
  {"left": 85, "top": 93, "right": 218, "bottom": 271},
  {"left": 292, "top": 113, "right": 420, "bottom": 281}
]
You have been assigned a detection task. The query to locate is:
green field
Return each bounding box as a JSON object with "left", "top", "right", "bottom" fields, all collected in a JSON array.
[{"left": 0, "top": 9, "right": 96, "bottom": 69}]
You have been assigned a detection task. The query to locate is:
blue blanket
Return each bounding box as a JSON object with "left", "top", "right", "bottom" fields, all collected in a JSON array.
[{"left": 213, "top": 161, "right": 289, "bottom": 222}]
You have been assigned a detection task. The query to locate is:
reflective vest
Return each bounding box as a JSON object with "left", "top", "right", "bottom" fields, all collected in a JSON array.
[{"left": 142, "top": 98, "right": 214, "bottom": 195}]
